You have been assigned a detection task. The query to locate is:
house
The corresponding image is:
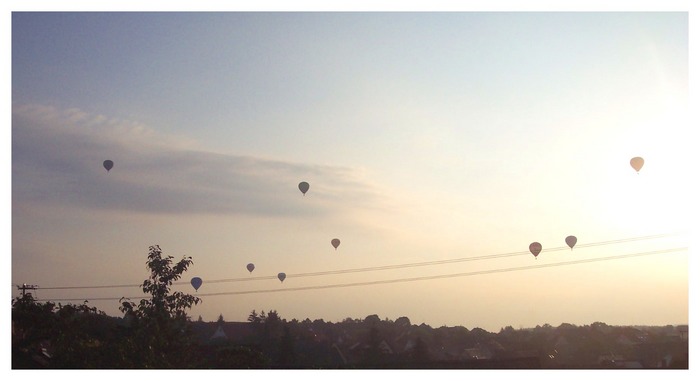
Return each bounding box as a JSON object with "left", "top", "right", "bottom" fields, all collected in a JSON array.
[
  {"left": 192, "top": 321, "right": 257, "bottom": 344},
  {"left": 616, "top": 334, "right": 636, "bottom": 346},
  {"left": 210, "top": 325, "right": 228, "bottom": 341},
  {"left": 463, "top": 342, "right": 494, "bottom": 360}
]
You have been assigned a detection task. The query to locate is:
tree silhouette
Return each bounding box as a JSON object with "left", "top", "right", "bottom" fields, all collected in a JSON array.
[
  {"left": 11, "top": 294, "right": 114, "bottom": 368},
  {"left": 118, "top": 245, "right": 201, "bottom": 368},
  {"left": 363, "top": 323, "right": 383, "bottom": 367},
  {"left": 277, "top": 325, "right": 296, "bottom": 367},
  {"left": 248, "top": 310, "right": 261, "bottom": 324}
]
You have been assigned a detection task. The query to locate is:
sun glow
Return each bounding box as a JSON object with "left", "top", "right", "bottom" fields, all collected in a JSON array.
[{"left": 608, "top": 103, "right": 691, "bottom": 231}]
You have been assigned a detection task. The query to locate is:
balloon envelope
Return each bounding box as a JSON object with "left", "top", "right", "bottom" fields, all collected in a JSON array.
[
  {"left": 298, "top": 181, "right": 310, "bottom": 195},
  {"left": 630, "top": 157, "right": 644, "bottom": 173},
  {"left": 565, "top": 236, "right": 577, "bottom": 250},
  {"left": 529, "top": 242, "right": 542, "bottom": 258},
  {"left": 278, "top": 273, "right": 286, "bottom": 282},
  {"left": 103, "top": 160, "right": 114, "bottom": 172},
  {"left": 246, "top": 263, "right": 255, "bottom": 273},
  {"left": 191, "top": 277, "right": 202, "bottom": 291},
  {"left": 331, "top": 238, "right": 341, "bottom": 250}
]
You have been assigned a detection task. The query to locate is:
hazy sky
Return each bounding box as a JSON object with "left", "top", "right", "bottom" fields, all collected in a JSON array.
[{"left": 9, "top": 8, "right": 693, "bottom": 335}]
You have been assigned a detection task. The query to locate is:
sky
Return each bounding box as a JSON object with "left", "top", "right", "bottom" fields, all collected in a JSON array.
[{"left": 7, "top": 3, "right": 696, "bottom": 347}]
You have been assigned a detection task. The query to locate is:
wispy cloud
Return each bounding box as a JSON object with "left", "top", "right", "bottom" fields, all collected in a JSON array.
[{"left": 12, "top": 104, "right": 389, "bottom": 217}]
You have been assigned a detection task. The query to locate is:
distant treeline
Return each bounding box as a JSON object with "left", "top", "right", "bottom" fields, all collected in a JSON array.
[{"left": 12, "top": 295, "right": 687, "bottom": 369}]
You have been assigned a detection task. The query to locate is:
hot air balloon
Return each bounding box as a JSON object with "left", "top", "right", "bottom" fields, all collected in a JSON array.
[
  {"left": 298, "top": 181, "right": 310, "bottom": 196},
  {"left": 529, "top": 242, "right": 542, "bottom": 259},
  {"left": 103, "top": 160, "right": 114, "bottom": 172},
  {"left": 565, "top": 236, "right": 577, "bottom": 250},
  {"left": 246, "top": 263, "right": 255, "bottom": 273},
  {"left": 191, "top": 277, "right": 203, "bottom": 291},
  {"left": 630, "top": 157, "right": 644, "bottom": 173},
  {"left": 278, "top": 272, "right": 286, "bottom": 283},
  {"left": 331, "top": 238, "right": 341, "bottom": 250}
]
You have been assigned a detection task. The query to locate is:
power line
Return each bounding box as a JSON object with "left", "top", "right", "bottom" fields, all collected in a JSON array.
[
  {"left": 33, "top": 232, "right": 681, "bottom": 291},
  {"left": 33, "top": 246, "right": 687, "bottom": 302},
  {"left": 275, "top": 233, "right": 680, "bottom": 280},
  {"left": 204, "top": 247, "right": 687, "bottom": 296}
]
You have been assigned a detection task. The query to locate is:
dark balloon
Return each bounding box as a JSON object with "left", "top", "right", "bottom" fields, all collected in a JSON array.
[
  {"left": 298, "top": 181, "right": 310, "bottom": 195},
  {"left": 191, "top": 277, "right": 203, "bottom": 291},
  {"left": 278, "top": 273, "right": 286, "bottom": 283},
  {"left": 331, "top": 238, "right": 340, "bottom": 250},
  {"left": 565, "top": 236, "right": 577, "bottom": 250},
  {"left": 247, "top": 263, "right": 255, "bottom": 273},
  {"left": 529, "top": 242, "right": 542, "bottom": 258},
  {"left": 103, "top": 160, "right": 114, "bottom": 172}
]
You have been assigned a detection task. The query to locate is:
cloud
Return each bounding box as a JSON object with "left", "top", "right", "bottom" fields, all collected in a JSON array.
[{"left": 12, "top": 104, "right": 389, "bottom": 218}]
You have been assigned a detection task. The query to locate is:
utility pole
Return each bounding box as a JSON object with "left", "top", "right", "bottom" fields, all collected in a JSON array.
[{"left": 17, "top": 283, "right": 38, "bottom": 297}]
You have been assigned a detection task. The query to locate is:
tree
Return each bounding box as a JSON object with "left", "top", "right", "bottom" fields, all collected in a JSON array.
[
  {"left": 265, "top": 310, "right": 282, "bottom": 336},
  {"left": 12, "top": 293, "right": 58, "bottom": 350},
  {"left": 277, "top": 325, "right": 296, "bottom": 367},
  {"left": 248, "top": 310, "right": 261, "bottom": 324},
  {"left": 396, "top": 316, "right": 411, "bottom": 327},
  {"left": 118, "top": 245, "right": 202, "bottom": 368},
  {"left": 363, "top": 323, "right": 383, "bottom": 367},
  {"left": 364, "top": 314, "right": 381, "bottom": 325},
  {"left": 12, "top": 293, "right": 116, "bottom": 368}
]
